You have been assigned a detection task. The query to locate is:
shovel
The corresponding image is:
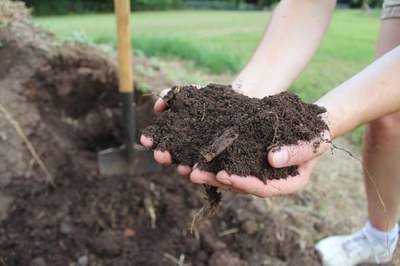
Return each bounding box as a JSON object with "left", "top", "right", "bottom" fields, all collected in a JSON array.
[{"left": 98, "top": 0, "right": 160, "bottom": 176}]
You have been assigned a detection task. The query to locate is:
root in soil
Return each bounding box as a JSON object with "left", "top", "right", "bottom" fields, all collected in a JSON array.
[
  {"left": 143, "top": 84, "right": 329, "bottom": 211},
  {"left": 0, "top": 104, "right": 55, "bottom": 187}
]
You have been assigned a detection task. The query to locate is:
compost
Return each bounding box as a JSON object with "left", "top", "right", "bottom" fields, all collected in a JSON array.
[{"left": 144, "top": 84, "right": 328, "bottom": 180}]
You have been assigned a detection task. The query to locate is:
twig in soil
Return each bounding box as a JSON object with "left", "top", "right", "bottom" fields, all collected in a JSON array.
[
  {"left": 219, "top": 228, "right": 240, "bottom": 237},
  {"left": 190, "top": 186, "right": 220, "bottom": 232},
  {"left": 330, "top": 143, "right": 386, "bottom": 213},
  {"left": 178, "top": 254, "right": 185, "bottom": 266},
  {"left": 143, "top": 92, "right": 163, "bottom": 99},
  {"left": 193, "top": 227, "right": 200, "bottom": 243},
  {"left": 265, "top": 111, "right": 280, "bottom": 150},
  {"left": 201, "top": 103, "right": 206, "bottom": 121},
  {"left": 200, "top": 128, "right": 239, "bottom": 162},
  {"left": 144, "top": 197, "right": 157, "bottom": 229},
  {"left": 0, "top": 104, "right": 55, "bottom": 188},
  {"left": 190, "top": 206, "right": 207, "bottom": 234},
  {"left": 24, "top": 158, "right": 35, "bottom": 178},
  {"left": 163, "top": 253, "right": 188, "bottom": 266},
  {"left": 329, "top": 141, "right": 390, "bottom": 258}
]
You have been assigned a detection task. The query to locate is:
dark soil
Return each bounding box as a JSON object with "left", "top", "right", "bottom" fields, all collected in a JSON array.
[
  {"left": 144, "top": 84, "right": 328, "bottom": 180},
  {"left": 0, "top": 2, "right": 328, "bottom": 265},
  {"left": 143, "top": 84, "right": 328, "bottom": 208}
]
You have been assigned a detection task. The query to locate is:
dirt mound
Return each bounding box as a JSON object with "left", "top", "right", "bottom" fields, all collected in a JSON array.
[
  {"left": 0, "top": 1, "right": 340, "bottom": 265},
  {"left": 0, "top": 1, "right": 168, "bottom": 192}
]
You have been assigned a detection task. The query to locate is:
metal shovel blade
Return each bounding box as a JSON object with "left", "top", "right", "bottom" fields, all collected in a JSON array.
[
  {"left": 98, "top": 1, "right": 161, "bottom": 176},
  {"left": 98, "top": 144, "right": 161, "bottom": 176}
]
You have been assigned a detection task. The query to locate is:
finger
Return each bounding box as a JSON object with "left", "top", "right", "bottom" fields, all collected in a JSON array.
[
  {"left": 217, "top": 172, "right": 279, "bottom": 197},
  {"left": 213, "top": 171, "right": 247, "bottom": 194},
  {"left": 228, "top": 175, "right": 304, "bottom": 198},
  {"left": 154, "top": 150, "right": 172, "bottom": 166},
  {"left": 215, "top": 170, "right": 233, "bottom": 185},
  {"left": 268, "top": 130, "right": 331, "bottom": 168},
  {"left": 154, "top": 98, "right": 168, "bottom": 112},
  {"left": 177, "top": 165, "right": 192, "bottom": 177},
  {"left": 190, "top": 168, "right": 216, "bottom": 184},
  {"left": 216, "top": 160, "right": 317, "bottom": 198},
  {"left": 154, "top": 89, "right": 170, "bottom": 112},
  {"left": 140, "top": 135, "right": 153, "bottom": 149},
  {"left": 190, "top": 168, "right": 231, "bottom": 190}
]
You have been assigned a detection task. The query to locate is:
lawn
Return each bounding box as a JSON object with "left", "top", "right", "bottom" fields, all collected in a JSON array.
[
  {"left": 34, "top": 10, "right": 380, "bottom": 97},
  {"left": 34, "top": 9, "right": 381, "bottom": 144}
]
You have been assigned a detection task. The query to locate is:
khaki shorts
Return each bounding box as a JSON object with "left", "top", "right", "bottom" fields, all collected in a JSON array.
[{"left": 382, "top": 0, "right": 400, "bottom": 20}]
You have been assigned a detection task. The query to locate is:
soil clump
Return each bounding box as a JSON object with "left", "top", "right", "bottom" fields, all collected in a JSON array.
[
  {"left": 143, "top": 84, "right": 328, "bottom": 208},
  {"left": 144, "top": 84, "right": 328, "bottom": 180}
]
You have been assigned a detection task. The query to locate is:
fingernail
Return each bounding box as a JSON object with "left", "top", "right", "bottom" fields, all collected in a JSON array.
[
  {"left": 273, "top": 149, "right": 288, "bottom": 167},
  {"left": 218, "top": 178, "right": 232, "bottom": 186}
]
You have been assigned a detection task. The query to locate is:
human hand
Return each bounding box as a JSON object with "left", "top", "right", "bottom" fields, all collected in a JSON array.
[
  {"left": 140, "top": 86, "right": 206, "bottom": 177},
  {"left": 141, "top": 86, "right": 332, "bottom": 197},
  {"left": 189, "top": 130, "right": 332, "bottom": 197},
  {"left": 140, "top": 84, "right": 263, "bottom": 181}
]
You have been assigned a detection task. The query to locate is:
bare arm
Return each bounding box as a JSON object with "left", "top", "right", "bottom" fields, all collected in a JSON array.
[
  {"left": 234, "top": 0, "right": 337, "bottom": 98},
  {"left": 142, "top": 0, "right": 339, "bottom": 187},
  {"left": 269, "top": 45, "right": 400, "bottom": 169},
  {"left": 212, "top": 48, "right": 400, "bottom": 196},
  {"left": 318, "top": 45, "right": 400, "bottom": 140}
]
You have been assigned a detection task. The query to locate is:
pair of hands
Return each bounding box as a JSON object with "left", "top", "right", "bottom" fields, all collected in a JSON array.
[{"left": 140, "top": 88, "right": 332, "bottom": 198}]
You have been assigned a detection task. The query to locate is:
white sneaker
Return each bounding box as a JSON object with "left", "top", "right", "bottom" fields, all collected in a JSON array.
[{"left": 315, "top": 228, "right": 396, "bottom": 266}]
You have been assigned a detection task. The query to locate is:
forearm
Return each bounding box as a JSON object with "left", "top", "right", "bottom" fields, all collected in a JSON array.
[
  {"left": 234, "top": 0, "right": 336, "bottom": 98},
  {"left": 317, "top": 45, "right": 400, "bottom": 138}
]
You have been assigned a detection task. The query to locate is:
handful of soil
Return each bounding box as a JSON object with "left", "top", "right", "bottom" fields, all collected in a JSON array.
[{"left": 143, "top": 84, "right": 328, "bottom": 210}]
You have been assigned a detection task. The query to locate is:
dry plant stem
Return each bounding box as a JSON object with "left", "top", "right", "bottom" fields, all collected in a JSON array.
[
  {"left": 0, "top": 104, "right": 55, "bottom": 188},
  {"left": 144, "top": 197, "right": 157, "bottom": 229},
  {"left": 219, "top": 228, "right": 240, "bottom": 237},
  {"left": 143, "top": 92, "right": 163, "bottom": 99},
  {"left": 330, "top": 143, "right": 386, "bottom": 212},
  {"left": 163, "top": 253, "right": 188, "bottom": 266},
  {"left": 330, "top": 142, "right": 390, "bottom": 257},
  {"left": 267, "top": 111, "right": 280, "bottom": 144},
  {"left": 190, "top": 206, "right": 207, "bottom": 234}
]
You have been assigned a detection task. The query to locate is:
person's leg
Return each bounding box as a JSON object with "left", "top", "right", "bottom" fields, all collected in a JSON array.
[
  {"left": 363, "top": 114, "right": 400, "bottom": 232},
  {"left": 315, "top": 7, "right": 400, "bottom": 266},
  {"left": 363, "top": 14, "right": 400, "bottom": 234}
]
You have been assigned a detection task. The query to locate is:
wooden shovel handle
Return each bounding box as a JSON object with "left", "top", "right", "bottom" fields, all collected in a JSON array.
[{"left": 114, "top": 0, "right": 133, "bottom": 93}]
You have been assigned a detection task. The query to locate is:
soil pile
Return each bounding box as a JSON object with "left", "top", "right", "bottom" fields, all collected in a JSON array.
[
  {"left": 0, "top": 2, "right": 329, "bottom": 265},
  {"left": 144, "top": 84, "right": 328, "bottom": 180}
]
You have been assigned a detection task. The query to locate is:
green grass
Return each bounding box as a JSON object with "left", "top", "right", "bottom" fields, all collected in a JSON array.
[
  {"left": 34, "top": 10, "right": 382, "bottom": 144},
  {"left": 35, "top": 11, "right": 269, "bottom": 73},
  {"left": 34, "top": 10, "right": 380, "bottom": 98}
]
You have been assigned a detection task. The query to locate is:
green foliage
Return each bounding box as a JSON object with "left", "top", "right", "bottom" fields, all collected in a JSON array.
[
  {"left": 24, "top": 0, "right": 117, "bottom": 15},
  {"left": 133, "top": 0, "right": 183, "bottom": 10},
  {"left": 132, "top": 36, "right": 241, "bottom": 73},
  {"left": 21, "top": 0, "right": 382, "bottom": 16},
  {"left": 350, "top": 0, "right": 384, "bottom": 8},
  {"left": 91, "top": 35, "right": 242, "bottom": 73},
  {"left": 63, "top": 30, "right": 91, "bottom": 44},
  {"left": 136, "top": 80, "right": 150, "bottom": 93},
  {"left": 22, "top": 0, "right": 184, "bottom": 15},
  {"left": 23, "top": 0, "right": 279, "bottom": 15}
]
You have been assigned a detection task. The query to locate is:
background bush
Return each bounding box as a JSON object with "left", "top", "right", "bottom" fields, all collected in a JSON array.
[
  {"left": 22, "top": 0, "right": 184, "bottom": 15},
  {"left": 21, "top": 0, "right": 382, "bottom": 16}
]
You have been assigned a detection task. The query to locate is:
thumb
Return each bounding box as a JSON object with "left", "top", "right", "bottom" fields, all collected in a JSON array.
[{"left": 268, "top": 131, "right": 331, "bottom": 168}]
